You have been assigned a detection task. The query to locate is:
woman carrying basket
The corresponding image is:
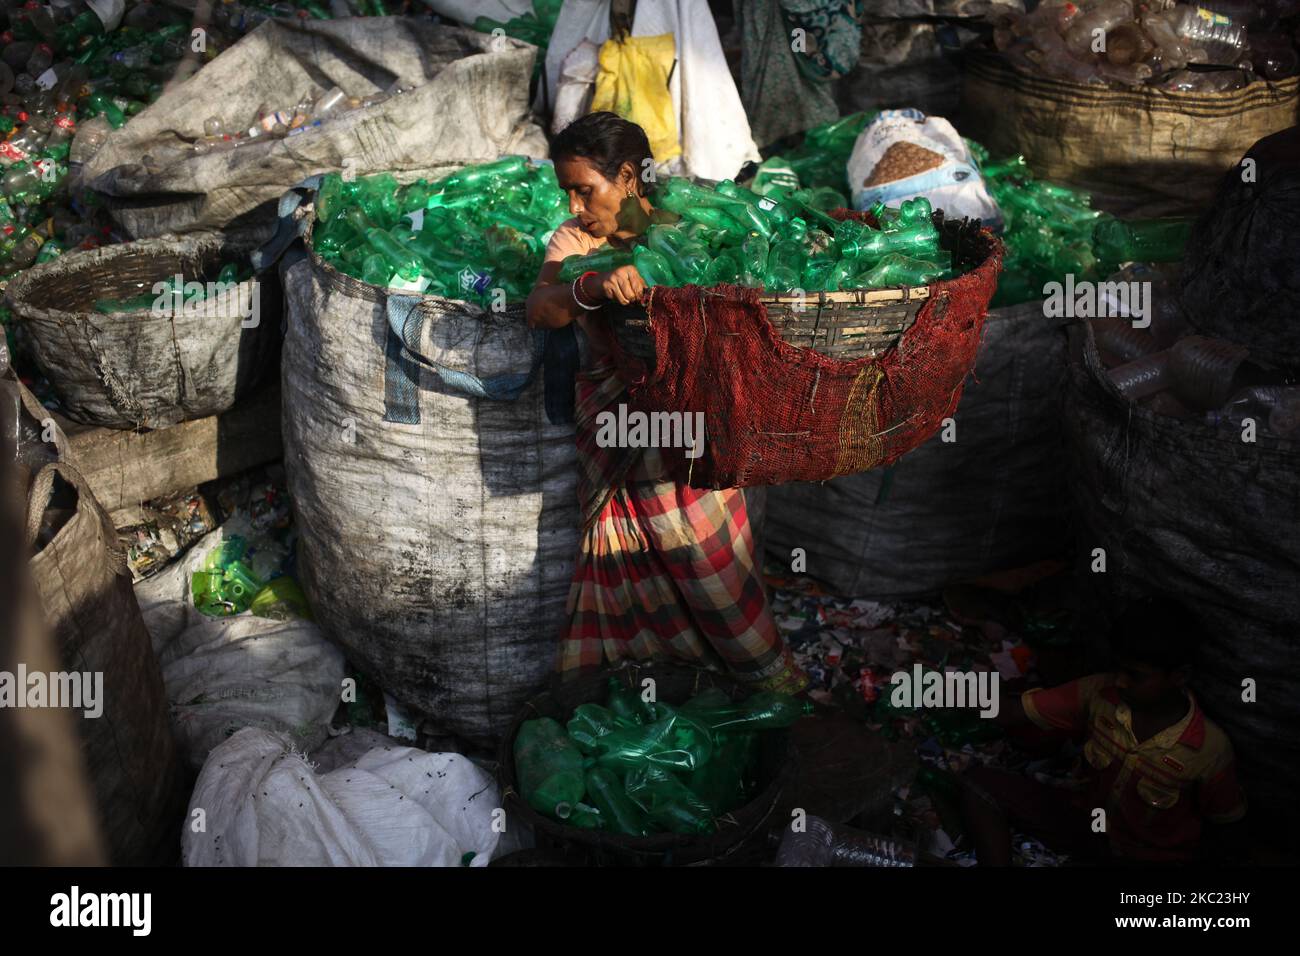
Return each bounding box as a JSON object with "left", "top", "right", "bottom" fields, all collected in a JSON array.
[{"left": 526, "top": 112, "right": 807, "bottom": 695}]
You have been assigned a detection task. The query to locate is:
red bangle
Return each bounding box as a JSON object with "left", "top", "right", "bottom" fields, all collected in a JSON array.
[{"left": 573, "top": 270, "right": 601, "bottom": 310}]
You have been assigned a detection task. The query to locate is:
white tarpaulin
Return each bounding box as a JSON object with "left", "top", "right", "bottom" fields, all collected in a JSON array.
[{"left": 184, "top": 728, "right": 515, "bottom": 866}]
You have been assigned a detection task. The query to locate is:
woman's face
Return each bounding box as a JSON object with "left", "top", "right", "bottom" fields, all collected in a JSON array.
[{"left": 555, "top": 156, "right": 637, "bottom": 239}]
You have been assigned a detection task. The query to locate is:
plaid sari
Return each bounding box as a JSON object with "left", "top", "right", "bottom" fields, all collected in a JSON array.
[{"left": 558, "top": 357, "right": 806, "bottom": 693}]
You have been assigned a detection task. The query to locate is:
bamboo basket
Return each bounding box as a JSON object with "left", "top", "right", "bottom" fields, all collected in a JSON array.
[{"left": 609, "top": 211, "right": 992, "bottom": 366}]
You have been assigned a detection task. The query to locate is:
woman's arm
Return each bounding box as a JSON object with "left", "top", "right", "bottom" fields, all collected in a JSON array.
[
  {"left": 526, "top": 260, "right": 583, "bottom": 330},
  {"left": 526, "top": 261, "right": 647, "bottom": 330}
]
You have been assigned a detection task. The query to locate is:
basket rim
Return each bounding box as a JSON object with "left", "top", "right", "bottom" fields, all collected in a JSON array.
[{"left": 3, "top": 232, "right": 257, "bottom": 322}]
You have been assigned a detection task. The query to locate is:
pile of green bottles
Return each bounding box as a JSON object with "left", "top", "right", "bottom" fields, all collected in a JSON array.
[
  {"left": 473, "top": 0, "right": 562, "bottom": 61},
  {"left": 93, "top": 262, "right": 250, "bottom": 313},
  {"left": 556, "top": 176, "right": 952, "bottom": 293},
  {"left": 970, "top": 141, "right": 1194, "bottom": 307},
  {"left": 312, "top": 157, "right": 570, "bottom": 301},
  {"left": 515, "top": 678, "right": 811, "bottom": 836},
  {"left": 969, "top": 144, "right": 1105, "bottom": 307},
  {"left": 190, "top": 534, "right": 312, "bottom": 619},
  {"left": 750, "top": 111, "right": 875, "bottom": 204},
  {"left": 191, "top": 535, "right": 264, "bottom": 617}
]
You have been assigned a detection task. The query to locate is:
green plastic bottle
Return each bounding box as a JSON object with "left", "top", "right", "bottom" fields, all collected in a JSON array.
[
  {"left": 765, "top": 240, "right": 806, "bottom": 291},
  {"left": 1092, "top": 217, "right": 1192, "bottom": 265},
  {"left": 679, "top": 204, "right": 746, "bottom": 241},
  {"left": 435, "top": 156, "right": 530, "bottom": 194},
  {"left": 585, "top": 768, "right": 650, "bottom": 836},
  {"left": 556, "top": 247, "right": 634, "bottom": 283},
  {"left": 191, "top": 535, "right": 265, "bottom": 617},
  {"left": 855, "top": 253, "right": 945, "bottom": 288},
  {"left": 564, "top": 802, "right": 605, "bottom": 830},
  {"left": 705, "top": 252, "right": 741, "bottom": 285},
  {"left": 595, "top": 713, "right": 714, "bottom": 773},
  {"left": 646, "top": 225, "right": 710, "bottom": 285},
  {"left": 686, "top": 731, "right": 754, "bottom": 814},
  {"left": 514, "top": 718, "right": 587, "bottom": 820},
  {"left": 739, "top": 231, "right": 769, "bottom": 287},
  {"left": 687, "top": 691, "right": 812, "bottom": 733},
  {"left": 802, "top": 255, "right": 838, "bottom": 292},
  {"left": 633, "top": 244, "right": 676, "bottom": 288},
  {"left": 567, "top": 702, "right": 620, "bottom": 754},
  {"left": 625, "top": 765, "right": 716, "bottom": 834}
]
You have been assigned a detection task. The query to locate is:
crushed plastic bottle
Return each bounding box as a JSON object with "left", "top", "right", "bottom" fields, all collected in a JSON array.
[
  {"left": 312, "top": 158, "right": 568, "bottom": 301},
  {"left": 191, "top": 535, "right": 265, "bottom": 616},
  {"left": 514, "top": 717, "right": 587, "bottom": 820}
]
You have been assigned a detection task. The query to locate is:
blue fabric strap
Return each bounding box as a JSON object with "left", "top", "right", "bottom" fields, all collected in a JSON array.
[
  {"left": 251, "top": 174, "right": 324, "bottom": 273},
  {"left": 382, "top": 295, "right": 547, "bottom": 423}
]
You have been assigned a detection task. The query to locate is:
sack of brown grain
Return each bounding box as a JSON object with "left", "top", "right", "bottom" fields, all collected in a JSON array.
[{"left": 847, "top": 108, "right": 1001, "bottom": 225}]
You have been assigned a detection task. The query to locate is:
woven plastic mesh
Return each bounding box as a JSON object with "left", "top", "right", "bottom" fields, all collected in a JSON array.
[{"left": 611, "top": 222, "right": 1003, "bottom": 488}]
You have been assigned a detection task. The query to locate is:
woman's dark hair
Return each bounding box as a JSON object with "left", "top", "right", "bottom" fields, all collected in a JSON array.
[{"left": 551, "top": 111, "right": 653, "bottom": 195}]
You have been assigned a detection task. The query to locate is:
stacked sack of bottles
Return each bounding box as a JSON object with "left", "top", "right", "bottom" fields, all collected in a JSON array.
[
  {"left": 0, "top": 0, "right": 436, "bottom": 282},
  {"left": 991, "top": 0, "right": 1300, "bottom": 90}
]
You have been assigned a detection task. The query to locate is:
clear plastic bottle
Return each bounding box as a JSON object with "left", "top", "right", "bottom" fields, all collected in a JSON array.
[
  {"left": 1172, "top": 4, "right": 1250, "bottom": 65},
  {"left": 1063, "top": 0, "right": 1135, "bottom": 59},
  {"left": 67, "top": 112, "right": 110, "bottom": 164},
  {"left": 1141, "top": 7, "right": 1194, "bottom": 73}
]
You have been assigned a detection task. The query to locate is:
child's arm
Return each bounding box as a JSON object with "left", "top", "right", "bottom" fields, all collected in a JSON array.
[{"left": 993, "top": 693, "right": 1031, "bottom": 729}]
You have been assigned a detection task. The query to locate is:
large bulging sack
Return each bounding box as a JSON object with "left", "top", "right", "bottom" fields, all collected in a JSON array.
[
  {"left": 184, "top": 728, "right": 515, "bottom": 866},
  {"left": 26, "top": 455, "right": 187, "bottom": 864},
  {"left": 1065, "top": 323, "right": 1300, "bottom": 849},
  {"left": 765, "top": 302, "right": 1068, "bottom": 596},
  {"left": 84, "top": 20, "right": 547, "bottom": 239},
  {"left": 961, "top": 50, "right": 1299, "bottom": 217},
  {"left": 281, "top": 247, "right": 579, "bottom": 745}
]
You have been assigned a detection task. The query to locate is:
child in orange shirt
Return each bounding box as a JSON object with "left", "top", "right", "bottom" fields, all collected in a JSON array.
[{"left": 960, "top": 597, "right": 1248, "bottom": 865}]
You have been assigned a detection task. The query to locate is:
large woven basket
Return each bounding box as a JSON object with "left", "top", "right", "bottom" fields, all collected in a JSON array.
[
  {"left": 4, "top": 233, "right": 280, "bottom": 428},
  {"left": 498, "top": 663, "right": 796, "bottom": 867},
  {"left": 610, "top": 211, "right": 991, "bottom": 365}
]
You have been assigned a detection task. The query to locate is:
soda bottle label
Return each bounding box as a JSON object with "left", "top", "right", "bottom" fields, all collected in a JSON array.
[
  {"left": 459, "top": 268, "right": 493, "bottom": 295},
  {"left": 36, "top": 68, "right": 58, "bottom": 90},
  {"left": 54, "top": 115, "right": 75, "bottom": 131},
  {"left": 403, "top": 209, "right": 425, "bottom": 232},
  {"left": 756, "top": 197, "right": 778, "bottom": 212},
  {"left": 0, "top": 143, "right": 27, "bottom": 163},
  {"left": 388, "top": 273, "right": 429, "bottom": 293}
]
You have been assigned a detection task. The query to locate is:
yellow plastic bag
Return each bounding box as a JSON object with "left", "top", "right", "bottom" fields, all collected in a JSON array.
[{"left": 591, "top": 33, "right": 682, "bottom": 166}]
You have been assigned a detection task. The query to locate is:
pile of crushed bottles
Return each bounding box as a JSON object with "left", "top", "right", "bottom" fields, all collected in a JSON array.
[
  {"left": 0, "top": 0, "right": 420, "bottom": 279},
  {"left": 993, "top": 0, "right": 1300, "bottom": 90},
  {"left": 969, "top": 140, "right": 1193, "bottom": 306},
  {"left": 474, "top": 0, "right": 561, "bottom": 71},
  {"left": 560, "top": 177, "right": 954, "bottom": 293},
  {"left": 93, "top": 260, "right": 252, "bottom": 313},
  {"left": 749, "top": 110, "right": 874, "bottom": 201},
  {"left": 515, "top": 678, "right": 810, "bottom": 836},
  {"left": 312, "top": 157, "right": 571, "bottom": 301},
  {"left": 191, "top": 533, "right": 313, "bottom": 619},
  {"left": 138, "top": 81, "right": 416, "bottom": 170}
]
